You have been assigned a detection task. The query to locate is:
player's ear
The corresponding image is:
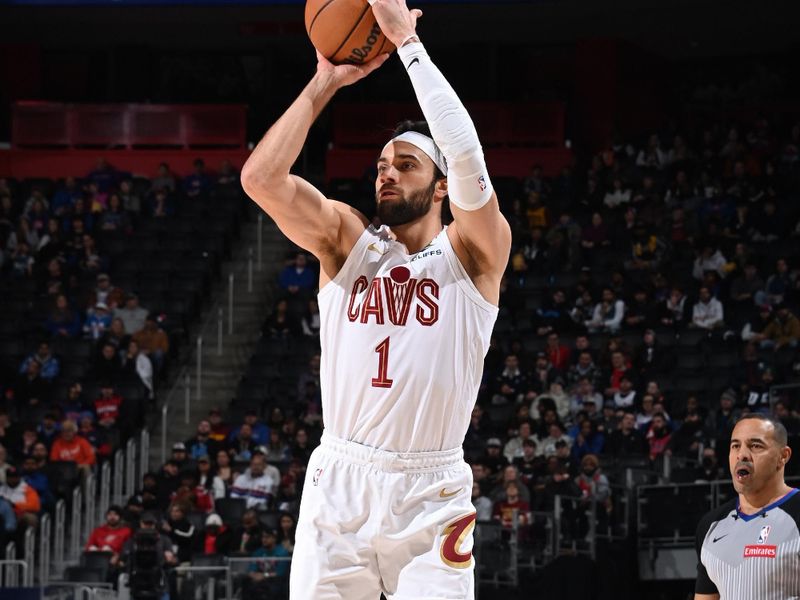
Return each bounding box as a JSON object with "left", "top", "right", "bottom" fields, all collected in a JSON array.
[{"left": 434, "top": 178, "right": 448, "bottom": 200}]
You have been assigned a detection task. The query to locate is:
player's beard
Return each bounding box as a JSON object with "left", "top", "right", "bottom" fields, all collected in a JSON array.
[{"left": 376, "top": 178, "right": 437, "bottom": 227}]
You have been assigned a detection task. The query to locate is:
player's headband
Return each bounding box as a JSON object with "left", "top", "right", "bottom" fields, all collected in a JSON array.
[{"left": 384, "top": 131, "right": 448, "bottom": 176}]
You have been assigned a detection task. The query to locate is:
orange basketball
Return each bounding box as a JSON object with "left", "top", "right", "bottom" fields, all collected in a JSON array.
[{"left": 305, "top": 0, "right": 395, "bottom": 65}]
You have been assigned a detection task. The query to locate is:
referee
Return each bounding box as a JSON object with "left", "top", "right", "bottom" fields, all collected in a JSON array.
[{"left": 695, "top": 414, "right": 799, "bottom": 599}]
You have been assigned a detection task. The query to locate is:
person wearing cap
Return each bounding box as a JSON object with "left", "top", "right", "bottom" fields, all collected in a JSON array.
[
  {"left": 0, "top": 465, "right": 41, "bottom": 527},
  {"left": 482, "top": 438, "right": 508, "bottom": 477},
  {"left": 84, "top": 301, "right": 113, "bottom": 340},
  {"left": 122, "top": 495, "right": 145, "bottom": 528},
  {"left": 118, "top": 512, "right": 177, "bottom": 597},
  {"left": 87, "top": 505, "right": 132, "bottom": 557},
  {"left": 114, "top": 293, "right": 149, "bottom": 336},
  {"left": 87, "top": 272, "right": 124, "bottom": 312},
  {"left": 200, "top": 513, "right": 231, "bottom": 555},
  {"left": 206, "top": 408, "right": 230, "bottom": 443},
  {"left": 170, "top": 443, "right": 189, "bottom": 469},
  {"left": 612, "top": 374, "right": 637, "bottom": 410}
]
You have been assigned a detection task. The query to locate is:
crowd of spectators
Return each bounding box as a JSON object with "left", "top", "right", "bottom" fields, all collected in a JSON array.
[{"left": 0, "top": 158, "right": 237, "bottom": 554}]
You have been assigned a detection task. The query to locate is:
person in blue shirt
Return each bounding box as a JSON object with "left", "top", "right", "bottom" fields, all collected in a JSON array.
[
  {"left": 245, "top": 529, "right": 290, "bottom": 599},
  {"left": 19, "top": 342, "right": 60, "bottom": 382},
  {"left": 183, "top": 158, "right": 211, "bottom": 199},
  {"left": 228, "top": 410, "right": 270, "bottom": 447},
  {"left": 278, "top": 253, "right": 316, "bottom": 297},
  {"left": 21, "top": 455, "right": 55, "bottom": 513}
]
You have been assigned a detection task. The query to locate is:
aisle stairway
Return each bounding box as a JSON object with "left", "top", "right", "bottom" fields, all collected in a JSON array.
[{"left": 149, "top": 205, "right": 289, "bottom": 465}]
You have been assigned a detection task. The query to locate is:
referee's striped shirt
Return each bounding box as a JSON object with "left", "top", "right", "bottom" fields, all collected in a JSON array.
[{"left": 696, "top": 488, "right": 800, "bottom": 599}]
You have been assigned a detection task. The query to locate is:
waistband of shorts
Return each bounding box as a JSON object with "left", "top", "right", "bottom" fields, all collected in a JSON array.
[{"left": 319, "top": 433, "right": 464, "bottom": 473}]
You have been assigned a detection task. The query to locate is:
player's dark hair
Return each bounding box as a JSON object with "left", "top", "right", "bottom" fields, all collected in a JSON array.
[{"left": 735, "top": 413, "right": 789, "bottom": 447}]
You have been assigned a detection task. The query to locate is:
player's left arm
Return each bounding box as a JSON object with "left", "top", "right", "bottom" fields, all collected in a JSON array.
[{"left": 370, "top": 0, "right": 510, "bottom": 301}]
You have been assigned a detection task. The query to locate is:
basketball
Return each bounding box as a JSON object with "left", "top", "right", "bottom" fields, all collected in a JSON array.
[{"left": 305, "top": 0, "right": 395, "bottom": 65}]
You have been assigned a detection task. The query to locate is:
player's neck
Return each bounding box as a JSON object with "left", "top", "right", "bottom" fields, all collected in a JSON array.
[
  {"left": 739, "top": 480, "right": 793, "bottom": 514},
  {"left": 389, "top": 218, "right": 443, "bottom": 255}
]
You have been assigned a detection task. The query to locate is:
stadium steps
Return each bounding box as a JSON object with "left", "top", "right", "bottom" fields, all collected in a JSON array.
[{"left": 149, "top": 209, "right": 289, "bottom": 461}]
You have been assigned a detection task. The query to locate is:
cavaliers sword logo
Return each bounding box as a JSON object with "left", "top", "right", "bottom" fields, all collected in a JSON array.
[{"left": 439, "top": 513, "right": 476, "bottom": 569}]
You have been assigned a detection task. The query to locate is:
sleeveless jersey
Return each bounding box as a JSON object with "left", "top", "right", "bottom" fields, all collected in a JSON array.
[{"left": 316, "top": 225, "right": 498, "bottom": 452}]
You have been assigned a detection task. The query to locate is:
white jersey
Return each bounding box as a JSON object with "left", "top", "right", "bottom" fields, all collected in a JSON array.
[{"left": 317, "top": 224, "right": 497, "bottom": 453}]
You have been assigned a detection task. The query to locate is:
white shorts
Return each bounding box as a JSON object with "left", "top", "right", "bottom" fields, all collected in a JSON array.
[{"left": 290, "top": 433, "right": 476, "bottom": 600}]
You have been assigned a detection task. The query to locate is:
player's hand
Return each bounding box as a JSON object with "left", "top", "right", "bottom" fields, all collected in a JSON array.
[
  {"left": 368, "top": 0, "right": 423, "bottom": 47},
  {"left": 315, "top": 51, "right": 390, "bottom": 88}
]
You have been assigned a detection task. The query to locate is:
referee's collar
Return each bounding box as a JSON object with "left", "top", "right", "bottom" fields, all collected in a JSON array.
[{"left": 735, "top": 487, "right": 799, "bottom": 522}]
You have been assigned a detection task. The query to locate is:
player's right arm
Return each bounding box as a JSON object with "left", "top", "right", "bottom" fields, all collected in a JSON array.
[{"left": 241, "top": 53, "right": 388, "bottom": 272}]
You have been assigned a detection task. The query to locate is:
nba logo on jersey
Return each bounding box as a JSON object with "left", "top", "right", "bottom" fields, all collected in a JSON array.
[
  {"left": 313, "top": 468, "right": 323, "bottom": 486},
  {"left": 757, "top": 525, "right": 772, "bottom": 544}
]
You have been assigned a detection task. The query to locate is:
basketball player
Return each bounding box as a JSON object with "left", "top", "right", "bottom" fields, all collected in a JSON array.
[
  {"left": 241, "top": 0, "right": 510, "bottom": 598},
  {"left": 695, "top": 414, "right": 799, "bottom": 599}
]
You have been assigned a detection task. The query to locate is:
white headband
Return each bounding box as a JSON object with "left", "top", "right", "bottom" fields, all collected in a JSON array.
[{"left": 383, "top": 131, "right": 448, "bottom": 176}]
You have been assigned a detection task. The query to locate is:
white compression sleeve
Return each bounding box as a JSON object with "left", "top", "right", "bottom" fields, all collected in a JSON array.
[{"left": 397, "top": 41, "right": 493, "bottom": 211}]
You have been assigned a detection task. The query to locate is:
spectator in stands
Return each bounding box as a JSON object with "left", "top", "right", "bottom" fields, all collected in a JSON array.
[
  {"left": 88, "top": 273, "right": 125, "bottom": 311},
  {"left": 185, "top": 420, "right": 221, "bottom": 461},
  {"left": 545, "top": 332, "right": 571, "bottom": 372},
  {"left": 570, "top": 419, "right": 604, "bottom": 461},
  {"left": 612, "top": 374, "right": 637, "bottom": 409},
  {"left": 15, "top": 425, "right": 40, "bottom": 461},
  {"left": 585, "top": 287, "right": 625, "bottom": 334},
  {"left": 537, "top": 423, "right": 572, "bottom": 458},
  {"left": 228, "top": 424, "right": 256, "bottom": 462},
  {"left": 84, "top": 302, "right": 113, "bottom": 340},
  {"left": 692, "top": 242, "right": 729, "bottom": 280},
  {"left": 51, "top": 176, "right": 81, "bottom": 216},
  {"left": 493, "top": 482, "right": 530, "bottom": 529},
  {"left": 214, "top": 449, "right": 235, "bottom": 490},
  {"left": 263, "top": 299, "right": 300, "bottom": 339},
  {"left": 580, "top": 212, "right": 611, "bottom": 263},
  {"left": 132, "top": 314, "right": 169, "bottom": 372},
  {"left": 729, "top": 263, "right": 764, "bottom": 307},
  {"left": 300, "top": 298, "right": 321, "bottom": 337},
  {"left": 230, "top": 410, "right": 270, "bottom": 447},
  {"left": 230, "top": 454, "right": 277, "bottom": 510},
  {"left": 566, "top": 351, "right": 601, "bottom": 390},
  {"left": 87, "top": 157, "right": 117, "bottom": 192},
  {"left": 94, "top": 382, "right": 123, "bottom": 430},
  {"left": 152, "top": 162, "right": 177, "bottom": 193},
  {"left": 535, "top": 289, "right": 575, "bottom": 336},
  {"left": 115, "top": 512, "right": 178, "bottom": 588},
  {"left": 658, "top": 286, "right": 689, "bottom": 330},
  {"left": 170, "top": 471, "right": 214, "bottom": 514},
  {"left": 13, "top": 357, "right": 51, "bottom": 414},
  {"left": 79, "top": 413, "right": 113, "bottom": 459},
  {"left": 50, "top": 419, "right": 96, "bottom": 473},
  {"left": 229, "top": 509, "right": 263, "bottom": 554},
  {"left": 470, "top": 481, "right": 491, "bottom": 523},
  {"left": 668, "top": 409, "right": 705, "bottom": 458},
  {"left": 492, "top": 354, "right": 528, "bottom": 405},
  {"left": 91, "top": 342, "right": 122, "bottom": 382},
  {"left": 625, "top": 223, "right": 667, "bottom": 272},
  {"left": 290, "top": 428, "right": 313, "bottom": 465},
  {"left": 0, "top": 497, "right": 17, "bottom": 544},
  {"left": 99, "top": 318, "right": 130, "bottom": 354},
  {"left": 200, "top": 513, "right": 229, "bottom": 555},
  {"left": 624, "top": 288, "right": 658, "bottom": 330},
  {"left": 756, "top": 303, "right": 800, "bottom": 351},
  {"left": 603, "top": 177, "right": 631, "bottom": 209},
  {"left": 9, "top": 241, "right": 34, "bottom": 278},
  {"left": 763, "top": 257, "right": 792, "bottom": 306},
  {"left": 197, "top": 455, "right": 226, "bottom": 500},
  {"left": 217, "top": 159, "right": 239, "bottom": 187},
  {"left": 277, "top": 513, "right": 296, "bottom": 555},
  {"left": 99, "top": 193, "right": 132, "bottom": 233},
  {"left": 118, "top": 179, "right": 142, "bottom": 215},
  {"left": 645, "top": 413, "right": 671, "bottom": 460},
  {"left": 160, "top": 502, "right": 195, "bottom": 563},
  {"left": 244, "top": 528, "right": 291, "bottom": 598},
  {"left": 635, "top": 394, "right": 658, "bottom": 430},
  {"left": 18, "top": 341, "right": 60, "bottom": 381},
  {"left": 207, "top": 408, "right": 230, "bottom": 444},
  {"left": 575, "top": 454, "right": 610, "bottom": 507},
  {"left": 184, "top": 158, "right": 211, "bottom": 199},
  {"left": 0, "top": 465, "right": 41, "bottom": 528},
  {"left": 121, "top": 340, "right": 154, "bottom": 399},
  {"left": 115, "top": 293, "right": 149, "bottom": 335},
  {"left": 634, "top": 329, "right": 673, "bottom": 380},
  {"left": 278, "top": 253, "right": 315, "bottom": 299},
  {"left": 264, "top": 430, "right": 291, "bottom": 465},
  {"left": 482, "top": 438, "right": 509, "bottom": 478},
  {"left": 149, "top": 188, "right": 174, "bottom": 218},
  {"left": 86, "top": 505, "right": 132, "bottom": 559},
  {"left": 37, "top": 412, "right": 60, "bottom": 448},
  {"left": 503, "top": 421, "right": 535, "bottom": 463},
  {"left": 691, "top": 286, "right": 724, "bottom": 330},
  {"left": 44, "top": 293, "right": 81, "bottom": 339},
  {"left": 605, "top": 412, "right": 648, "bottom": 456},
  {"left": 30, "top": 443, "right": 49, "bottom": 470}
]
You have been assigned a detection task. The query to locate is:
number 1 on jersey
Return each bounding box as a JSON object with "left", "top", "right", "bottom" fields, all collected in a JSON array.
[{"left": 372, "top": 336, "right": 394, "bottom": 388}]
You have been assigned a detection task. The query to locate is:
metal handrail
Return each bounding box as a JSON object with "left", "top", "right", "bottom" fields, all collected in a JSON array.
[
  {"left": 70, "top": 485, "right": 83, "bottom": 560},
  {"left": 99, "top": 461, "right": 111, "bottom": 521},
  {"left": 54, "top": 499, "right": 66, "bottom": 574},
  {"left": 139, "top": 428, "right": 150, "bottom": 483},
  {"left": 40, "top": 512, "right": 52, "bottom": 586},
  {"left": 112, "top": 449, "right": 124, "bottom": 504},
  {"left": 84, "top": 472, "right": 96, "bottom": 543},
  {"left": 23, "top": 526, "right": 35, "bottom": 586},
  {"left": 0, "top": 558, "right": 25, "bottom": 588},
  {"left": 125, "top": 437, "right": 136, "bottom": 498}
]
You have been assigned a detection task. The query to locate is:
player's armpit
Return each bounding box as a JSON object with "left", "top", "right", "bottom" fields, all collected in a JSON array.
[
  {"left": 449, "top": 192, "right": 512, "bottom": 286},
  {"left": 694, "top": 594, "right": 720, "bottom": 600}
]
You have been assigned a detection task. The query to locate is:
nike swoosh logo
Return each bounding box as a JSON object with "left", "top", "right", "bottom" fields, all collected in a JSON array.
[
  {"left": 408, "top": 57, "right": 420, "bottom": 69},
  {"left": 367, "top": 243, "right": 387, "bottom": 255},
  {"left": 712, "top": 534, "right": 729, "bottom": 543},
  {"left": 439, "top": 487, "right": 461, "bottom": 499}
]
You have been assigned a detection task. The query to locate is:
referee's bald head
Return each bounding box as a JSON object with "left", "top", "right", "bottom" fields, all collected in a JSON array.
[{"left": 734, "top": 413, "right": 788, "bottom": 447}]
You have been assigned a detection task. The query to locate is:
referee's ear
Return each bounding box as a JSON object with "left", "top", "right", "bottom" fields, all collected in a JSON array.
[{"left": 779, "top": 445, "right": 792, "bottom": 470}]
